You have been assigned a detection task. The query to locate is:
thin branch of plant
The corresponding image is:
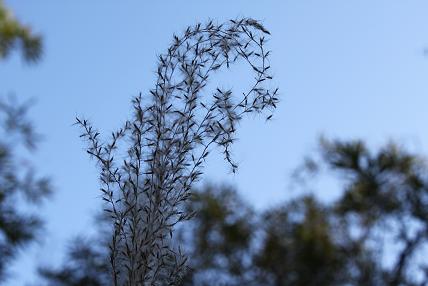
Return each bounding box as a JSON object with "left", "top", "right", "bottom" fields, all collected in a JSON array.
[{"left": 76, "top": 18, "right": 278, "bottom": 286}]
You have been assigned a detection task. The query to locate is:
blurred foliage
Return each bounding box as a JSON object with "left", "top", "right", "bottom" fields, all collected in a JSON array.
[
  {"left": 38, "top": 138, "right": 428, "bottom": 285},
  {"left": 39, "top": 237, "right": 109, "bottom": 286},
  {"left": 0, "top": 97, "right": 51, "bottom": 282},
  {"left": 0, "top": 0, "right": 42, "bottom": 62},
  {"left": 0, "top": 1, "right": 49, "bottom": 282},
  {"left": 253, "top": 196, "right": 351, "bottom": 286},
  {"left": 180, "top": 185, "right": 255, "bottom": 285}
]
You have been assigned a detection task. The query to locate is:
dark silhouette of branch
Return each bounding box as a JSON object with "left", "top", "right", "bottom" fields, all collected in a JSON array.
[{"left": 76, "top": 18, "right": 277, "bottom": 285}]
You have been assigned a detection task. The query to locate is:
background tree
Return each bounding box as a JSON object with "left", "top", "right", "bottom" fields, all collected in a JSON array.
[
  {"left": 182, "top": 139, "right": 428, "bottom": 285},
  {"left": 0, "top": 97, "right": 51, "bottom": 282},
  {"left": 315, "top": 138, "right": 428, "bottom": 285},
  {"left": 180, "top": 185, "right": 255, "bottom": 285},
  {"left": 180, "top": 187, "right": 370, "bottom": 286},
  {"left": 0, "top": 1, "right": 49, "bottom": 282},
  {"left": 0, "top": 0, "right": 42, "bottom": 62},
  {"left": 39, "top": 236, "right": 109, "bottom": 286}
]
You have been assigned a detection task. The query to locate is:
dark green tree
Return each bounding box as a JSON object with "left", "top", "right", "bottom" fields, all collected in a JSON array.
[
  {"left": 183, "top": 139, "right": 428, "bottom": 285},
  {"left": 254, "top": 196, "right": 351, "bottom": 285},
  {"left": 39, "top": 237, "right": 109, "bottom": 286},
  {"left": 317, "top": 138, "right": 428, "bottom": 285},
  {"left": 0, "top": 97, "right": 51, "bottom": 282},
  {"left": 0, "top": 0, "right": 42, "bottom": 62},
  {"left": 0, "top": 2, "right": 48, "bottom": 282},
  {"left": 180, "top": 185, "right": 255, "bottom": 285}
]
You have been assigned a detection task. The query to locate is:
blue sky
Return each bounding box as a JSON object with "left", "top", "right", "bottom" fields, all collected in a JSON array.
[{"left": 2, "top": 1, "right": 428, "bottom": 284}]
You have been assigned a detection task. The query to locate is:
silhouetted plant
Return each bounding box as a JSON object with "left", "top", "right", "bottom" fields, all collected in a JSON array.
[{"left": 76, "top": 18, "right": 277, "bottom": 285}]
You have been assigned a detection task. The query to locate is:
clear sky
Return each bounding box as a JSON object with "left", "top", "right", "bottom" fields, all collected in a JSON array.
[{"left": 2, "top": 1, "right": 428, "bottom": 284}]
